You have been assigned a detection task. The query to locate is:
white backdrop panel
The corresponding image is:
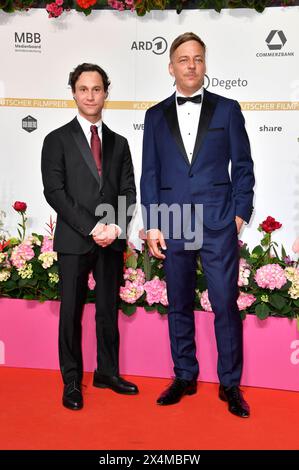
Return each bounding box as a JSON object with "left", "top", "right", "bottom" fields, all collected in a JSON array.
[{"left": 0, "top": 7, "right": 298, "bottom": 251}]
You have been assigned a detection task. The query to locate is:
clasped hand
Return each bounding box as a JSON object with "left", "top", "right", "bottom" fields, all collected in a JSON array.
[{"left": 92, "top": 224, "right": 119, "bottom": 248}]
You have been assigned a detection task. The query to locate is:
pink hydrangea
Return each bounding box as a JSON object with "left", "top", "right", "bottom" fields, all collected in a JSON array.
[
  {"left": 237, "top": 292, "right": 256, "bottom": 311},
  {"left": 255, "top": 264, "right": 287, "bottom": 290},
  {"left": 238, "top": 258, "right": 251, "bottom": 287},
  {"left": 10, "top": 243, "right": 35, "bottom": 269},
  {"left": 88, "top": 272, "right": 96, "bottom": 290},
  {"left": 200, "top": 289, "right": 212, "bottom": 312},
  {"left": 120, "top": 281, "right": 144, "bottom": 304},
  {"left": 143, "top": 277, "right": 168, "bottom": 306},
  {"left": 123, "top": 268, "right": 145, "bottom": 285},
  {"left": 200, "top": 289, "right": 256, "bottom": 312},
  {"left": 41, "top": 236, "right": 54, "bottom": 253}
]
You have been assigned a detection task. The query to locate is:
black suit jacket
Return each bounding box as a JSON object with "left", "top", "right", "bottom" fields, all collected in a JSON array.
[{"left": 41, "top": 117, "right": 136, "bottom": 254}]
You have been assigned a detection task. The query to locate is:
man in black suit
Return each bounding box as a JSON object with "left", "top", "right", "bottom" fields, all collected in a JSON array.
[{"left": 41, "top": 63, "right": 138, "bottom": 410}]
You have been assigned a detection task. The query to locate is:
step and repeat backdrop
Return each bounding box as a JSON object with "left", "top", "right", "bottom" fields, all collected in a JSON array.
[{"left": 0, "top": 7, "right": 298, "bottom": 251}]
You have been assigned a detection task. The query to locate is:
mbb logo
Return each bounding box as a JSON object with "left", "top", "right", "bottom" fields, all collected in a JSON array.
[{"left": 15, "top": 32, "right": 41, "bottom": 44}]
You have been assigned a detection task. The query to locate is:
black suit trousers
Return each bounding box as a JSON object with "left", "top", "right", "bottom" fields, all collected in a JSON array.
[{"left": 57, "top": 245, "right": 123, "bottom": 384}]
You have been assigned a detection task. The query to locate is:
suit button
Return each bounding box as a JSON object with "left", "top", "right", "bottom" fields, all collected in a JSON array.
[
  {"left": 100, "top": 191, "right": 104, "bottom": 196},
  {"left": 189, "top": 174, "right": 194, "bottom": 178}
]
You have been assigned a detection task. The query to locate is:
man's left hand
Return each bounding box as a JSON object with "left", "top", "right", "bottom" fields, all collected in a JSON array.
[
  {"left": 92, "top": 224, "right": 120, "bottom": 247},
  {"left": 235, "top": 216, "right": 244, "bottom": 234}
]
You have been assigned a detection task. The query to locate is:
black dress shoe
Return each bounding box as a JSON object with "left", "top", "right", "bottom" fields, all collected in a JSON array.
[
  {"left": 62, "top": 380, "right": 83, "bottom": 410},
  {"left": 157, "top": 378, "right": 197, "bottom": 406},
  {"left": 93, "top": 372, "right": 139, "bottom": 395},
  {"left": 219, "top": 384, "right": 250, "bottom": 418}
]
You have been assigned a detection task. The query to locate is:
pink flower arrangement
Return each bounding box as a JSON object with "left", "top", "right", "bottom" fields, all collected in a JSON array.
[
  {"left": 88, "top": 272, "right": 96, "bottom": 290},
  {"left": 237, "top": 292, "right": 256, "bottom": 311},
  {"left": 108, "top": 0, "right": 135, "bottom": 12},
  {"left": 143, "top": 277, "right": 168, "bottom": 306},
  {"left": 255, "top": 264, "right": 287, "bottom": 290},
  {"left": 200, "top": 289, "right": 256, "bottom": 312},
  {"left": 200, "top": 289, "right": 212, "bottom": 312},
  {"left": 120, "top": 281, "right": 144, "bottom": 304},
  {"left": 123, "top": 268, "right": 145, "bottom": 285},
  {"left": 238, "top": 258, "right": 251, "bottom": 287},
  {"left": 46, "top": 0, "right": 64, "bottom": 18},
  {"left": 40, "top": 236, "right": 54, "bottom": 253},
  {"left": 10, "top": 242, "right": 35, "bottom": 269}
]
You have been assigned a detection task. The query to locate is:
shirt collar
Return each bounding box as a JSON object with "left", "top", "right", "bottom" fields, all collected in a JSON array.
[
  {"left": 176, "top": 86, "right": 204, "bottom": 99},
  {"left": 77, "top": 113, "right": 102, "bottom": 135}
]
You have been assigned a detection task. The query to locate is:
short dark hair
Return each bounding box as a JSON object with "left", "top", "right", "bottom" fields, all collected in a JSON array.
[
  {"left": 169, "top": 32, "right": 206, "bottom": 59},
  {"left": 69, "top": 63, "right": 110, "bottom": 93}
]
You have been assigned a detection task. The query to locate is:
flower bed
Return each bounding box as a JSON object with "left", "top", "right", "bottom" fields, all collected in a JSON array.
[{"left": 0, "top": 204, "right": 298, "bottom": 322}]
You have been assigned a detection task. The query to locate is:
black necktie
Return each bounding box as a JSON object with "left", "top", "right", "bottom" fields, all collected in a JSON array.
[{"left": 177, "top": 94, "right": 202, "bottom": 106}]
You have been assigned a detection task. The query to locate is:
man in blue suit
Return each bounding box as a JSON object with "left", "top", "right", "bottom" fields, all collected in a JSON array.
[{"left": 140, "top": 33, "right": 254, "bottom": 417}]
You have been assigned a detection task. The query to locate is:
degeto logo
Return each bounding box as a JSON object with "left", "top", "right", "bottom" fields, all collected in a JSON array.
[
  {"left": 131, "top": 36, "right": 168, "bottom": 55},
  {"left": 204, "top": 74, "right": 248, "bottom": 90}
]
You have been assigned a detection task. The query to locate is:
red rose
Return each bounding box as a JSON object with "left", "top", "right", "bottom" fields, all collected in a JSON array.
[
  {"left": 13, "top": 201, "right": 27, "bottom": 212},
  {"left": 260, "top": 216, "right": 282, "bottom": 233}
]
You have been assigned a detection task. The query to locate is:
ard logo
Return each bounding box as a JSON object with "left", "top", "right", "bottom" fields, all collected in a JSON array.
[{"left": 131, "top": 37, "right": 168, "bottom": 55}]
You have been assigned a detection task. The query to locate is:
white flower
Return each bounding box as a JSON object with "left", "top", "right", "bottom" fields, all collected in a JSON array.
[
  {"left": 0, "top": 269, "right": 11, "bottom": 282},
  {"left": 48, "top": 272, "right": 59, "bottom": 284},
  {"left": 17, "top": 263, "right": 33, "bottom": 279},
  {"left": 38, "top": 252, "right": 57, "bottom": 269}
]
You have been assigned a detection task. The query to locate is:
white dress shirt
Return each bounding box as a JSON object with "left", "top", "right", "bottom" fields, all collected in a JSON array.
[
  {"left": 76, "top": 114, "right": 121, "bottom": 237},
  {"left": 176, "top": 87, "right": 204, "bottom": 163}
]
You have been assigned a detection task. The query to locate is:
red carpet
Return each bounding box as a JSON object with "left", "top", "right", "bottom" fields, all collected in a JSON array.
[{"left": 0, "top": 367, "right": 298, "bottom": 450}]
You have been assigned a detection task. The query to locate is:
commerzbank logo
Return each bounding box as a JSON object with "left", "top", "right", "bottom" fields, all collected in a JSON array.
[
  {"left": 131, "top": 36, "right": 168, "bottom": 55},
  {"left": 266, "top": 30, "right": 287, "bottom": 50},
  {"left": 256, "top": 30, "right": 294, "bottom": 58},
  {"left": 14, "top": 32, "right": 42, "bottom": 53}
]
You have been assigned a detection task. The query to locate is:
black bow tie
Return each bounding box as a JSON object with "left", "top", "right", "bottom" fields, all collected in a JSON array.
[{"left": 177, "top": 94, "right": 202, "bottom": 106}]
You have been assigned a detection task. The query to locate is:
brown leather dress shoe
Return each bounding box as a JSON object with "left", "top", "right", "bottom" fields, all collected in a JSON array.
[
  {"left": 219, "top": 385, "right": 250, "bottom": 418},
  {"left": 157, "top": 378, "right": 197, "bottom": 406},
  {"left": 62, "top": 380, "right": 83, "bottom": 410}
]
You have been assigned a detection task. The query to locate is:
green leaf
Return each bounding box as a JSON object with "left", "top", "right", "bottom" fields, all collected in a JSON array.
[
  {"left": 255, "top": 303, "right": 270, "bottom": 319},
  {"left": 293, "top": 299, "right": 299, "bottom": 308},
  {"left": 269, "top": 293, "right": 286, "bottom": 311},
  {"left": 252, "top": 245, "right": 264, "bottom": 256},
  {"left": 143, "top": 246, "right": 152, "bottom": 281},
  {"left": 157, "top": 304, "right": 167, "bottom": 315},
  {"left": 120, "top": 304, "right": 137, "bottom": 316},
  {"left": 280, "top": 305, "right": 292, "bottom": 315},
  {"left": 281, "top": 245, "right": 287, "bottom": 259},
  {"left": 144, "top": 304, "right": 156, "bottom": 312}
]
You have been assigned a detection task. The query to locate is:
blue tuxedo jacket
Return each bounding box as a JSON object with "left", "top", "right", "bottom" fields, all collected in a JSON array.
[{"left": 141, "top": 89, "right": 254, "bottom": 233}]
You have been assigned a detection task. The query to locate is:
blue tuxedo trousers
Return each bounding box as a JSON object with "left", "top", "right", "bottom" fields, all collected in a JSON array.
[{"left": 163, "top": 221, "right": 242, "bottom": 387}]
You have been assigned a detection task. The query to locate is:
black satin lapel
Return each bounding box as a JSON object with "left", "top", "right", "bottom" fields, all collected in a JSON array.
[
  {"left": 191, "top": 93, "right": 217, "bottom": 166},
  {"left": 102, "top": 123, "right": 115, "bottom": 189},
  {"left": 70, "top": 119, "right": 101, "bottom": 185},
  {"left": 164, "top": 98, "right": 190, "bottom": 166}
]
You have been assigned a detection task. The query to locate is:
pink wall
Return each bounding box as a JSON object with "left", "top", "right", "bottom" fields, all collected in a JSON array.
[{"left": 1, "top": 298, "right": 299, "bottom": 391}]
